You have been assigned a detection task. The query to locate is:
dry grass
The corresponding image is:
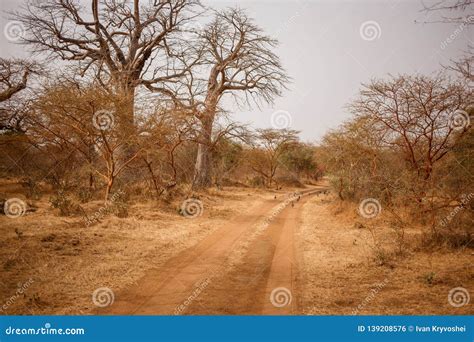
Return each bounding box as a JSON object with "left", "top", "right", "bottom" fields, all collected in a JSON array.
[
  {"left": 297, "top": 195, "right": 474, "bottom": 315},
  {"left": 0, "top": 181, "right": 275, "bottom": 315}
]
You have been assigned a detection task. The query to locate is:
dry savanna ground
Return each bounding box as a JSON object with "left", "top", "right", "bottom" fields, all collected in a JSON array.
[{"left": 0, "top": 178, "right": 472, "bottom": 316}]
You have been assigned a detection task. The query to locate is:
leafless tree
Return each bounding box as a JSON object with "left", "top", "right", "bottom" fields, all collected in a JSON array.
[
  {"left": 185, "top": 8, "right": 290, "bottom": 188},
  {"left": 14, "top": 0, "right": 202, "bottom": 126},
  {"left": 350, "top": 74, "right": 470, "bottom": 181}
]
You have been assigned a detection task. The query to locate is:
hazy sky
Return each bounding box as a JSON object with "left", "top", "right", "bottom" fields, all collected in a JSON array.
[{"left": 1, "top": 0, "right": 472, "bottom": 142}]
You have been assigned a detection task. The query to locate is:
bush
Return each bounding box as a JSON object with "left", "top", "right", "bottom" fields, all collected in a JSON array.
[
  {"left": 420, "top": 229, "right": 473, "bottom": 250},
  {"left": 49, "top": 190, "right": 82, "bottom": 216},
  {"left": 77, "top": 187, "right": 93, "bottom": 203}
]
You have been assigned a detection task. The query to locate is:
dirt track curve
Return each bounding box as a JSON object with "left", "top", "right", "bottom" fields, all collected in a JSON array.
[{"left": 98, "top": 185, "right": 329, "bottom": 315}]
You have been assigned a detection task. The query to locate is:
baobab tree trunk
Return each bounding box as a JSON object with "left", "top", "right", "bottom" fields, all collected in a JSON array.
[
  {"left": 114, "top": 84, "right": 137, "bottom": 167},
  {"left": 193, "top": 116, "right": 214, "bottom": 189},
  {"left": 114, "top": 82, "right": 136, "bottom": 129}
]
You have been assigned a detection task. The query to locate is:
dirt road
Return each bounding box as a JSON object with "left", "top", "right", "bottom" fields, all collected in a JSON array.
[{"left": 98, "top": 185, "right": 328, "bottom": 315}]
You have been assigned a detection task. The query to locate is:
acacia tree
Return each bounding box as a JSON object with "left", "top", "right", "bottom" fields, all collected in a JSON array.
[
  {"left": 140, "top": 107, "right": 199, "bottom": 198},
  {"left": 28, "top": 79, "right": 144, "bottom": 201},
  {"left": 247, "top": 129, "right": 298, "bottom": 187},
  {"left": 350, "top": 74, "right": 470, "bottom": 181},
  {"left": 280, "top": 142, "right": 318, "bottom": 180},
  {"left": 14, "top": 0, "right": 201, "bottom": 127},
  {"left": 188, "top": 8, "right": 289, "bottom": 188}
]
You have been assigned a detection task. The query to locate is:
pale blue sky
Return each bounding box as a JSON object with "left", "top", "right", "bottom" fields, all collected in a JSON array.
[{"left": 1, "top": 0, "right": 472, "bottom": 142}]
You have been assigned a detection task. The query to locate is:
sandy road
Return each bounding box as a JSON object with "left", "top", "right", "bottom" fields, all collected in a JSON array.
[{"left": 98, "top": 185, "right": 328, "bottom": 315}]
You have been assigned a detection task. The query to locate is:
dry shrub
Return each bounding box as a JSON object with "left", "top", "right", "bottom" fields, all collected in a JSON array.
[
  {"left": 49, "top": 190, "right": 83, "bottom": 217},
  {"left": 420, "top": 229, "right": 473, "bottom": 250},
  {"left": 77, "top": 187, "right": 93, "bottom": 203}
]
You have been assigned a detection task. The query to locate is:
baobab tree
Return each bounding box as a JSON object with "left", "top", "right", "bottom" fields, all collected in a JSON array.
[
  {"left": 14, "top": 0, "right": 201, "bottom": 127},
  {"left": 189, "top": 8, "right": 289, "bottom": 188}
]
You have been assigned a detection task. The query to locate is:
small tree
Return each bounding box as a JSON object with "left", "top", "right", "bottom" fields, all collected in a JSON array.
[
  {"left": 280, "top": 142, "right": 318, "bottom": 180},
  {"left": 247, "top": 129, "right": 298, "bottom": 187},
  {"left": 28, "top": 79, "right": 142, "bottom": 202},
  {"left": 140, "top": 107, "right": 198, "bottom": 198}
]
